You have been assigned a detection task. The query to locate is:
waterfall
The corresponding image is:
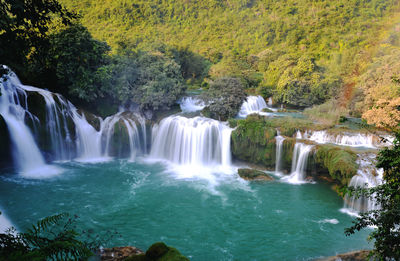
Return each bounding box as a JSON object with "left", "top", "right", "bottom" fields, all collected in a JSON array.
[
  {"left": 268, "top": 97, "right": 273, "bottom": 107},
  {"left": 0, "top": 70, "right": 148, "bottom": 171},
  {"left": 275, "top": 133, "right": 285, "bottom": 175},
  {"left": 179, "top": 97, "right": 206, "bottom": 113},
  {"left": 282, "top": 143, "right": 314, "bottom": 184},
  {"left": 238, "top": 96, "right": 277, "bottom": 118},
  {"left": 0, "top": 73, "right": 61, "bottom": 177},
  {"left": 150, "top": 116, "right": 232, "bottom": 166},
  {"left": 0, "top": 208, "right": 15, "bottom": 233},
  {"left": 342, "top": 155, "right": 383, "bottom": 214},
  {"left": 296, "top": 130, "right": 302, "bottom": 139},
  {"left": 300, "top": 130, "right": 392, "bottom": 148}
]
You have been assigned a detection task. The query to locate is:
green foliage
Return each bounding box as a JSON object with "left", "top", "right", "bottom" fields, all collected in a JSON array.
[
  {"left": 44, "top": 24, "right": 111, "bottom": 101},
  {"left": 314, "top": 145, "right": 358, "bottom": 186},
  {"left": 265, "top": 55, "right": 341, "bottom": 107},
  {"left": 0, "top": 213, "right": 94, "bottom": 261},
  {"left": 107, "top": 51, "right": 186, "bottom": 112},
  {"left": 0, "top": 0, "right": 76, "bottom": 80},
  {"left": 201, "top": 77, "right": 246, "bottom": 121},
  {"left": 58, "top": 0, "right": 399, "bottom": 106},
  {"left": 345, "top": 131, "right": 400, "bottom": 260},
  {"left": 125, "top": 242, "right": 189, "bottom": 261}
]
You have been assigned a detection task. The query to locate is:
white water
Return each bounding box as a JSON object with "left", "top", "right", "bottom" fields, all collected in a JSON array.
[
  {"left": 342, "top": 154, "right": 383, "bottom": 214},
  {"left": 150, "top": 116, "right": 235, "bottom": 180},
  {"left": 275, "top": 133, "right": 285, "bottom": 176},
  {"left": 300, "top": 130, "right": 391, "bottom": 148},
  {"left": 0, "top": 71, "right": 147, "bottom": 170},
  {"left": 0, "top": 208, "right": 15, "bottom": 233},
  {"left": 0, "top": 74, "right": 61, "bottom": 178},
  {"left": 282, "top": 143, "right": 314, "bottom": 184},
  {"left": 179, "top": 97, "right": 206, "bottom": 113},
  {"left": 238, "top": 96, "right": 277, "bottom": 118}
]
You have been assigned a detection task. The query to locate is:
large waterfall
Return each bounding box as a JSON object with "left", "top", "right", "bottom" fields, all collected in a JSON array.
[
  {"left": 150, "top": 116, "right": 232, "bottom": 167},
  {"left": 238, "top": 96, "right": 277, "bottom": 118},
  {"left": 282, "top": 143, "right": 314, "bottom": 184},
  {"left": 0, "top": 71, "right": 147, "bottom": 175},
  {"left": 0, "top": 74, "right": 61, "bottom": 177}
]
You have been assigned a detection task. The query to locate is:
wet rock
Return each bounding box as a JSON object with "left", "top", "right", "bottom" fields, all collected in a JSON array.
[
  {"left": 316, "top": 250, "right": 373, "bottom": 261},
  {"left": 238, "top": 168, "right": 274, "bottom": 181},
  {"left": 101, "top": 246, "right": 144, "bottom": 261}
]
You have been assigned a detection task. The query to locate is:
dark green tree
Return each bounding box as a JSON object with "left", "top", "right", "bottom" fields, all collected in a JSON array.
[
  {"left": 0, "top": 0, "right": 76, "bottom": 79},
  {"left": 345, "top": 131, "right": 400, "bottom": 260},
  {"left": 44, "top": 24, "right": 111, "bottom": 101},
  {"left": 108, "top": 51, "right": 186, "bottom": 112},
  {"left": 201, "top": 77, "right": 247, "bottom": 121}
]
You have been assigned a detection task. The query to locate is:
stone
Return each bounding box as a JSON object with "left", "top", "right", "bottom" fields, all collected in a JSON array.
[
  {"left": 101, "top": 246, "right": 144, "bottom": 261},
  {"left": 238, "top": 168, "right": 274, "bottom": 181}
]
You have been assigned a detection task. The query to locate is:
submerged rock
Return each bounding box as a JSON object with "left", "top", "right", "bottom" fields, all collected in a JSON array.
[
  {"left": 238, "top": 168, "right": 274, "bottom": 181},
  {"left": 315, "top": 250, "right": 372, "bottom": 261},
  {"left": 125, "top": 242, "right": 189, "bottom": 261}
]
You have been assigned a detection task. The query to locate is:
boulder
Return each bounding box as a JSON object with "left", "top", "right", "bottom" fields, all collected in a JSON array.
[
  {"left": 238, "top": 168, "right": 274, "bottom": 181},
  {"left": 101, "top": 246, "right": 144, "bottom": 261}
]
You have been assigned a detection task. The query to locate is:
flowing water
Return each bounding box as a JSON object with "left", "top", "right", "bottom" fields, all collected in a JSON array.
[
  {"left": 0, "top": 160, "right": 371, "bottom": 260},
  {"left": 0, "top": 72, "right": 375, "bottom": 259},
  {"left": 238, "top": 96, "right": 277, "bottom": 117}
]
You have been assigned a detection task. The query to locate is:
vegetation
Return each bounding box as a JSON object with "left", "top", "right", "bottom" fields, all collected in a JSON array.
[
  {"left": 201, "top": 77, "right": 246, "bottom": 121},
  {"left": 57, "top": 0, "right": 400, "bottom": 109},
  {"left": 314, "top": 145, "right": 358, "bottom": 186},
  {"left": 345, "top": 131, "right": 400, "bottom": 259},
  {"left": 0, "top": 213, "right": 94, "bottom": 261}
]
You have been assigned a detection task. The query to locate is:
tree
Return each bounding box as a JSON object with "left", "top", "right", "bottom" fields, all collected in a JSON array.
[
  {"left": 345, "top": 131, "right": 400, "bottom": 259},
  {"left": 201, "top": 77, "right": 247, "bottom": 121},
  {"left": 44, "top": 24, "right": 111, "bottom": 101},
  {"left": 0, "top": 0, "right": 76, "bottom": 79},
  {"left": 108, "top": 51, "right": 186, "bottom": 112}
]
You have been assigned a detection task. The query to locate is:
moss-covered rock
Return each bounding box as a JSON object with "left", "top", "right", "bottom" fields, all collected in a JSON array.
[
  {"left": 231, "top": 115, "right": 277, "bottom": 169},
  {"left": 124, "top": 242, "right": 189, "bottom": 261},
  {"left": 238, "top": 168, "right": 274, "bottom": 181},
  {"left": 313, "top": 144, "right": 358, "bottom": 186}
]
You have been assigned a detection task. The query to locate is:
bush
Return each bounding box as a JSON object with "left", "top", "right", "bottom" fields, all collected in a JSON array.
[
  {"left": 201, "top": 77, "right": 247, "bottom": 121},
  {"left": 0, "top": 213, "right": 95, "bottom": 261}
]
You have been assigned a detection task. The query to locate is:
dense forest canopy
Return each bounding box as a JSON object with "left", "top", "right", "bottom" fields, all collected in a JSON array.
[{"left": 1, "top": 0, "right": 400, "bottom": 125}]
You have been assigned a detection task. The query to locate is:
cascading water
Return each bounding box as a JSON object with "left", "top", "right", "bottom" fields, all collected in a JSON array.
[
  {"left": 0, "top": 73, "right": 61, "bottom": 177},
  {"left": 282, "top": 143, "right": 314, "bottom": 184},
  {"left": 150, "top": 116, "right": 232, "bottom": 166},
  {"left": 341, "top": 154, "right": 383, "bottom": 215},
  {"left": 179, "top": 97, "right": 206, "bottom": 113},
  {"left": 238, "top": 96, "right": 277, "bottom": 118},
  {"left": 0, "top": 70, "right": 148, "bottom": 171},
  {"left": 275, "top": 132, "right": 285, "bottom": 175},
  {"left": 300, "top": 130, "right": 392, "bottom": 148}
]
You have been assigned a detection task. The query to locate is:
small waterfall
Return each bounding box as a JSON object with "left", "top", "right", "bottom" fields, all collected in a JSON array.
[
  {"left": 150, "top": 116, "right": 232, "bottom": 166},
  {"left": 179, "top": 97, "right": 206, "bottom": 113},
  {"left": 238, "top": 96, "right": 277, "bottom": 117},
  {"left": 0, "top": 208, "right": 15, "bottom": 233},
  {"left": 282, "top": 143, "right": 314, "bottom": 184},
  {"left": 0, "top": 74, "right": 61, "bottom": 177},
  {"left": 268, "top": 97, "right": 273, "bottom": 107},
  {"left": 300, "top": 130, "right": 392, "bottom": 148},
  {"left": 275, "top": 133, "right": 285, "bottom": 175},
  {"left": 342, "top": 155, "right": 383, "bottom": 214},
  {"left": 296, "top": 130, "right": 302, "bottom": 139}
]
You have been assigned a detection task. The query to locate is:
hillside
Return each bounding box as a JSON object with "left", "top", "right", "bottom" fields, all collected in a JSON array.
[{"left": 57, "top": 0, "right": 400, "bottom": 125}]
